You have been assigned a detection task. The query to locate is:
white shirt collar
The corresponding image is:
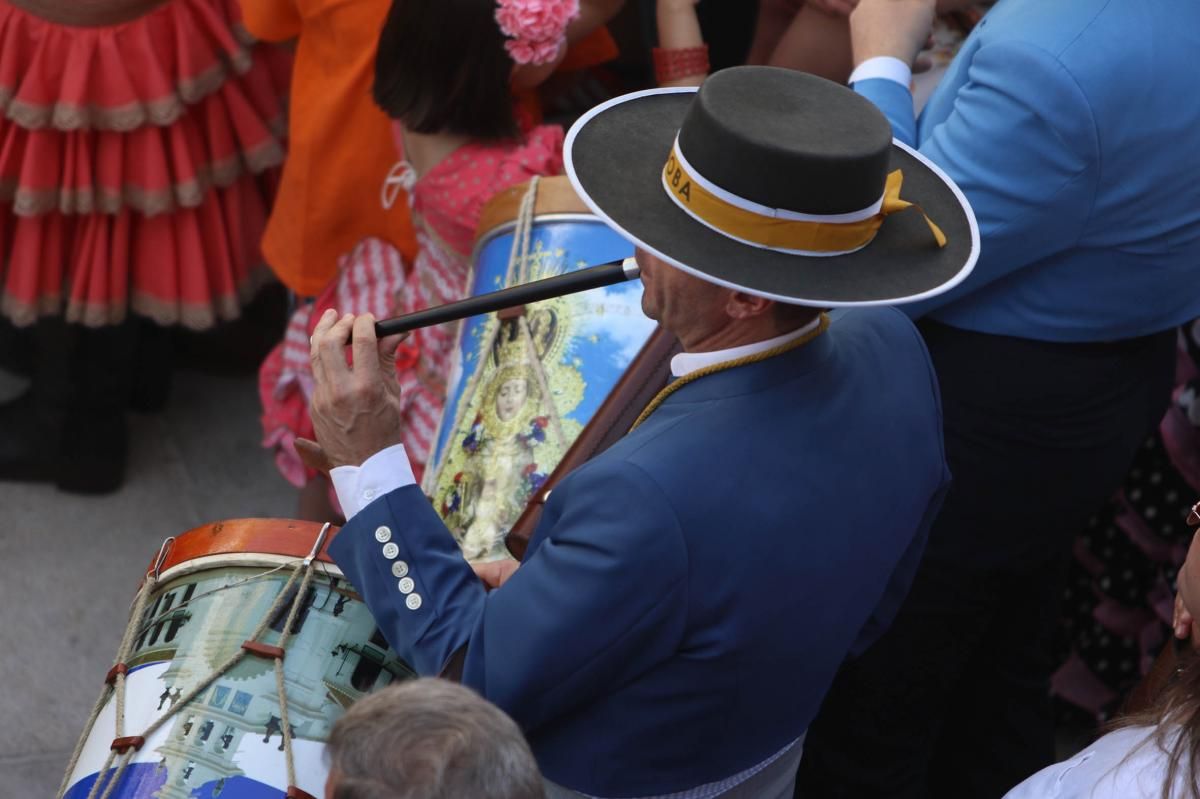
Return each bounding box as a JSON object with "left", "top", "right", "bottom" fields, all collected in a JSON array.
[{"left": 670, "top": 315, "right": 824, "bottom": 379}]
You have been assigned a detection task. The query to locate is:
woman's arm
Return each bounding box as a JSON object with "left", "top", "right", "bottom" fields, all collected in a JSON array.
[
  {"left": 656, "top": 0, "right": 707, "bottom": 88},
  {"left": 764, "top": 3, "right": 853, "bottom": 83}
]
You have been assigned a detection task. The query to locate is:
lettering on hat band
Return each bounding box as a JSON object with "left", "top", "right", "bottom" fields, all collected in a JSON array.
[{"left": 662, "top": 139, "right": 947, "bottom": 256}]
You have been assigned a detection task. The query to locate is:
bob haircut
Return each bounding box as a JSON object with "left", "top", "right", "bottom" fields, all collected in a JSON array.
[{"left": 373, "top": 0, "right": 520, "bottom": 140}]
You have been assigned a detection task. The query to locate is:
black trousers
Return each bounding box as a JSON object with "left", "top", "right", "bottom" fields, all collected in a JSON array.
[{"left": 796, "top": 321, "right": 1178, "bottom": 799}]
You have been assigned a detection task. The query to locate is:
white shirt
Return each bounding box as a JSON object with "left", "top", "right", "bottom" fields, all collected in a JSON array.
[
  {"left": 332, "top": 317, "right": 825, "bottom": 520},
  {"left": 1003, "top": 726, "right": 1186, "bottom": 799},
  {"left": 330, "top": 444, "right": 418, "bottom": 521},
  {"left": 669, "top": 315, "right": 822, "bottom": 379}
]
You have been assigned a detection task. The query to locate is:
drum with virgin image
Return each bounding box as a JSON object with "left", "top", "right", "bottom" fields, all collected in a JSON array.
[{"left": 423, "top": 176, "right": 654, "bottom": 562}]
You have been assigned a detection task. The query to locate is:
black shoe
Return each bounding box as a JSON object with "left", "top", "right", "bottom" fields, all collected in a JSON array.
[
  {"left": 0, "top": 318, "right": 33, "bottom": 377},
  {"left": 55, "top": 408, "right": 127, "bottom": 495},
  {"left": 0, "top": 390, "right": 127, "bottom": 494},
  {"left": 56, "top": 323, "right": 132, "bottom": 494},
  {"left": 0, "top": 319, "right": 132, "bottom": 493},
  {"left": 0, "top": 389, "right": 64, "bottom": 483},
  {"left": 129, "top": 319, "right": 173, "bottom": 414}
]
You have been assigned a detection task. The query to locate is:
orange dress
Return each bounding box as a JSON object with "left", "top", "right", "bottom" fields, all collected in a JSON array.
[{"left": 240, "top": 0, "right": 418, "bottom": 297}]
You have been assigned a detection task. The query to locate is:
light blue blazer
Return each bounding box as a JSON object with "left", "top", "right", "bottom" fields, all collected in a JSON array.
[{"left": 855, "top": 0, "right": 1200, "bottom": 342}]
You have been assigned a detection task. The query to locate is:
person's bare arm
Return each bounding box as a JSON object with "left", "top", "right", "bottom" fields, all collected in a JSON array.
[
  {"left": 850, "top": 0, "right": 936, "bottom": 67},
  {"left": 656, "top": 0, "right": 706, "bottom": 88},
  {"left": 766, "top": 3, "right": 854, "bottom": 83}
]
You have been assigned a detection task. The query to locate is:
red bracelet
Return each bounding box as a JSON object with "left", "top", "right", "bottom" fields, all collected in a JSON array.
[{"left": 653, "top": 45, "right": 710, "bottom": 84}]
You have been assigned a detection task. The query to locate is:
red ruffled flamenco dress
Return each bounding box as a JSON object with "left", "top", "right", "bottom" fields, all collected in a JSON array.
[{"left": 0, "top": 0, "right": 288, "bottom": 492}]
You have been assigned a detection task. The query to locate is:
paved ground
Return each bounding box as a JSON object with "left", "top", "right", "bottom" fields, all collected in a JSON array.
[{"left": 0, "top": 365, "right": 297, "bottom": 796}]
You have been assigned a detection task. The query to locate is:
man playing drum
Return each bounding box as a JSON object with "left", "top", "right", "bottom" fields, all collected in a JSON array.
[{"left": 306, "top": 66, "right": 977, "bottom": 798}]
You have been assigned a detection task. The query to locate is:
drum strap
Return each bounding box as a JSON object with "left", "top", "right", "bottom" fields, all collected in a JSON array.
[
  {"left": 55, "top": 571, "right": 159, "bottom": 799},
  {"left": 505, "top": 175, "right": 541, "bottom": 286},
  {"left": 58, "top": 545, "right": 324, "bottom": 799}
]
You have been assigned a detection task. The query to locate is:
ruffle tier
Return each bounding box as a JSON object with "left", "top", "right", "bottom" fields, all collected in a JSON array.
[
  {"left": 0, "top": 170, "right": 278, "bottom": 329},
  {"left": 0, "top": 0, "right": 290, "bottom": 328},
  {"left": 0, "top": 0, "right": 285, "bottom": 131},
  {"left": 0, "top": 84, "right": 285, "bottom": 217}
]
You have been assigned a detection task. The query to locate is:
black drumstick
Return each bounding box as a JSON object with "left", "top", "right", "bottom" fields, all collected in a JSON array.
[{"left": 371, "top": 258, "right": 640, "bottom": 339}]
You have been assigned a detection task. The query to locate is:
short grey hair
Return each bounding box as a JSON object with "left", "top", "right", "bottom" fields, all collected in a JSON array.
[{"left": 326, "top": 678, "right": 545, "bottom": 799}]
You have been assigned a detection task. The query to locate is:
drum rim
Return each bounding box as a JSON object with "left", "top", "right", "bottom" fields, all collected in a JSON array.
[
  {"left": 145, "top": 518, "right": 341, "bottom": 579},
  {"left": 155, "top": 552, "right": 348, "bottom": 586},
  {"left": 468, "top": 213, "right": 607, "bottom": 265}
]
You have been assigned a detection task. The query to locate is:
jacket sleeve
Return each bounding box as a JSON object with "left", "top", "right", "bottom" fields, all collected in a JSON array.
[
  {"left": 856, "top": 40, "right": 1100, "bottom": 318},
  {"left": 852, "top": 77, "right": 919, "bottom": 146},
  {"left": 239, "top": 0, "right": 303, "bottom": 43},
  {"left": 329, "top": 458, "right": 690, "bottom": 734}
]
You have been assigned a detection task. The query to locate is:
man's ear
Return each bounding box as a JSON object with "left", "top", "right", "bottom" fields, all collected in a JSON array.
[{"left": 725, "top": 291, "right": 775, "bottom": 321}]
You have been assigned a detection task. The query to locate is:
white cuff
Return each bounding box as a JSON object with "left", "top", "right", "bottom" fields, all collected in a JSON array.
[
  {"left": 849, "top": 56, "right": 912, "bottom": 89},
  {"left": 330, "top": 444, "right": 418, "bottom": 521}
]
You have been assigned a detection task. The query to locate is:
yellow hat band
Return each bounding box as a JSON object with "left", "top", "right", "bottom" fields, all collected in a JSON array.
[{"left": 662, "top": 142, "right": 946, "bottom": 255}]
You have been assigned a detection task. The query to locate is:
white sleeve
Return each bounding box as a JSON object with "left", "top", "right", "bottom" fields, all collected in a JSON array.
[
  {"left": 330, "top": 444, "right": 418, "bottom": 520},
  {"left": 849, "top": 56, "right": 912, "bottom": 88}
]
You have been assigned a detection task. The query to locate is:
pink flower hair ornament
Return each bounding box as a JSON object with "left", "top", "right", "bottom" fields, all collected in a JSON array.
[{"left": 495, "top": 0, "right": 580, "bottom": 66}]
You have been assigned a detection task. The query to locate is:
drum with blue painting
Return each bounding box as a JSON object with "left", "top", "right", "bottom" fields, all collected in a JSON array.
[
  {"left": 60, "top": 520, "right": 412, "bottom": 799},
  {"left": 422, "top": 177, "right": 653, "bottom": 562}
]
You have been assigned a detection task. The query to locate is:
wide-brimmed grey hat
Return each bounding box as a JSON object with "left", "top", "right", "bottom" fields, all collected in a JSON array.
[{"left": 563, "top": 66, "right": 978, "bottom": 306}]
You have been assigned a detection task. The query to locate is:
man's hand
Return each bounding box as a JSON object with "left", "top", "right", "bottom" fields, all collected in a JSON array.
[
  {"left": 850, "top": 0, "right": 936, "bottom": 68},
  {"left": 294, "top": 438, "right": 334, "bottom": 476},
  {"left": 473, "top": 559, "right": 520, "bottom": 591},
  {"left": 308, "top": 310, "right": 408, "bottom": 469}
]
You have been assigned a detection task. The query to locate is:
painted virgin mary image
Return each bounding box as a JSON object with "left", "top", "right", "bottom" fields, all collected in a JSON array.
[{"left": 436, "top": 314, "right": 581, "bottom": 561}]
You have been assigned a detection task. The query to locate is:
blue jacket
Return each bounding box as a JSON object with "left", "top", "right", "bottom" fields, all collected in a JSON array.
[
  {"left": 330, "top": 308, "right": 951, "bottom": 796},
  {"left": 855, "top": 0, "right": 1200, "bottom": 342}
]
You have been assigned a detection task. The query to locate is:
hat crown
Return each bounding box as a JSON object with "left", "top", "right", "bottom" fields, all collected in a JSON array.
[{"left": 676, "top": 67, "right": 893, "bottom": 215}]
